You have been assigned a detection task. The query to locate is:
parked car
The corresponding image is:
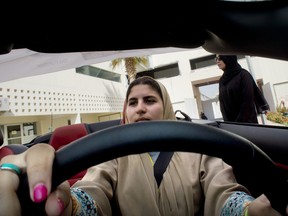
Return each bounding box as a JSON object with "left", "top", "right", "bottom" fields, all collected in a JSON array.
[{"left": 0, "top": 0, "right": 288, "bottom": 215}]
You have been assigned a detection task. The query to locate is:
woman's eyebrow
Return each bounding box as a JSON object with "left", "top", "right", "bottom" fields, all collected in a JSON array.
[
  {"left": 143, "top": 95, "right": 158, "bottom": 99},
  {"left": 128, "top": 97, "right": 136, "bottom": 101}
]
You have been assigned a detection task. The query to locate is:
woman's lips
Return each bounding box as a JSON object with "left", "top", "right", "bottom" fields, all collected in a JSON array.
[{"left": 135, "top": 118, "right": 149, "bottom": 122}]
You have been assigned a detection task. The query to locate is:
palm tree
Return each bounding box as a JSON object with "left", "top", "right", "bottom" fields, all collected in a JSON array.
[{"left": 111, "top": 56, "right": 148, "bottom": 83}]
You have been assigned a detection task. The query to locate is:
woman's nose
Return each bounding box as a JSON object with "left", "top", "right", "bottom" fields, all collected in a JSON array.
[{"left": 136, "top": 101, "right": 146, "bottom": 113}]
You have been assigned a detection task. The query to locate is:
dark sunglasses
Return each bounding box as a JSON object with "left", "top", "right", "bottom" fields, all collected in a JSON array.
[{"left": 215, "top": 56, "right": 222, "bottom": 62}]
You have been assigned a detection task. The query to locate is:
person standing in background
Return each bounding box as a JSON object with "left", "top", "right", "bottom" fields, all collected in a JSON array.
[
  {"left": 215, "top": 54, "right": 269, "bottom": 124},
  {"left": 200, "top": 112, "right": 208, "bottom": 120}
]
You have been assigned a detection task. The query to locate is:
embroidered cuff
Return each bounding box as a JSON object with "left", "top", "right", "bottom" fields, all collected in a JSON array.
[
  {"left": 71, "top": 187, "right": 98, "bottom": 216},
  {"left": 220, "top": 191, "right": 254, "bottom": 216}
]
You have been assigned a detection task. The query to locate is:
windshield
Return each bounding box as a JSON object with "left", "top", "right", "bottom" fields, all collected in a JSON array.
[{"left": 0, "top": 47, "right": 287, "bottom": 145}]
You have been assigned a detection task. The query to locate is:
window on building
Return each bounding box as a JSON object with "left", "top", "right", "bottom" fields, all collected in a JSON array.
[
  {"left": 2, "top": 122, "right": 38, "bottom": 145},
  {"left": 76, "top": 65, "right": 121, "bottom": 82},
  {"left": 137, "top": 63, "right": 180, "bottom": 79},
  {"left": 190, "top": 55, "right": 246, "bottom": 70},
  {"left": 7, "top": 125, "right": 22, "bottom": 144}
]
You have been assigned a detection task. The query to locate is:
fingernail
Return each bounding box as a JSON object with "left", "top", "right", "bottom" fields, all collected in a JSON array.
[{"left": 33, "top": 183, "right": 48, "bottom": 203}]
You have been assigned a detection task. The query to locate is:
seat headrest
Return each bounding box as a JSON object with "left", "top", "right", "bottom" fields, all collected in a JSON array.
[
  {"left": 0, "top": 144, "right": 28, "bottom": 159},
  {"left": 49, "top": 124, "right": 89, "bottom": 150}
]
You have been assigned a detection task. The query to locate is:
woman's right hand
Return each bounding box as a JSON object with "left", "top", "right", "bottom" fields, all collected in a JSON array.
[{"left": 0, "top": 144, "right": 73, "bottom": 216}]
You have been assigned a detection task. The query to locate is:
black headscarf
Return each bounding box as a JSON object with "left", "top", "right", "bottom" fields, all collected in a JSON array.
[{"left": 218, "top": 55, "right": 243, "bottom": 85}]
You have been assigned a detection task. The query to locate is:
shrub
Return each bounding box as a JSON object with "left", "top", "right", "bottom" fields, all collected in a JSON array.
[{"left": 266, "top": 111, "right": 288, "bottom": 126}]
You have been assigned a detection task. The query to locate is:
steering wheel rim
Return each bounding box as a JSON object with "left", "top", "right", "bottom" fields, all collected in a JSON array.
[{"left": 18, "top": 121, "right": 288, "bottom": 215}]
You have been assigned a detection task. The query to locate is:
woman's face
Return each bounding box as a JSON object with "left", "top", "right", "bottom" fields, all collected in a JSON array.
[
  {"left": 215, "top": 55, "right": 226, "bottom": 70},
  {"left": 126, "top": 84, "right": 164, "bottom": 123}
]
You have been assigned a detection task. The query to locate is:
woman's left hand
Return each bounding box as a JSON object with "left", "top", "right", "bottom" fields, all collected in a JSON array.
[{"left": 248, "top": 194, "right": 288, "bottom": 216}]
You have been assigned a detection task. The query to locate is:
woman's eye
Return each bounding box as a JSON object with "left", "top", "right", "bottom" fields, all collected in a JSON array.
[
  {"left": 145, "top": 98, "right": 156, "bottom": 104},
  {"left": 128, "top": 100, "right": 137, "bottom": 106}
]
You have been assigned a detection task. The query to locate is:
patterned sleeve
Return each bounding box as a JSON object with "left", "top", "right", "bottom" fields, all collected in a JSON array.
[
  {"left": 220, "top": 191, "right": 254, "bottom": 216},
  {"left": 71, "top": 187, "right": 98, "bottom": 216}
]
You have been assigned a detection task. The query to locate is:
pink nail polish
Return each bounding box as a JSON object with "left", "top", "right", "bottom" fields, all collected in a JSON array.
[{"left": 33, "top": 183, "right": 48, "bottom": 203}]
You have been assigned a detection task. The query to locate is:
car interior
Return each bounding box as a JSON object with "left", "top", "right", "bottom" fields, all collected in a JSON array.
[{"left": 0, "top": 0, "right": 288, "bottom": 215}]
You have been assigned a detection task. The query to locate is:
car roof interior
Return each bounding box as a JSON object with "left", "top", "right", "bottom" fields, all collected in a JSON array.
[{"left": 1, "top": 1, "right": 288, "bottom": 61}]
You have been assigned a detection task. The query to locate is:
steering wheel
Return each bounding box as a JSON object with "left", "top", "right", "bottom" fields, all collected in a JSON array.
[{"left": 17, "top": 121, "right": 288, "bottom": 215}]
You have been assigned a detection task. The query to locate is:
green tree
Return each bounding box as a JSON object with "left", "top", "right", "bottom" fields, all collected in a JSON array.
[{"left": 111, "top": 56, "right": 148, "bottom": 83}]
